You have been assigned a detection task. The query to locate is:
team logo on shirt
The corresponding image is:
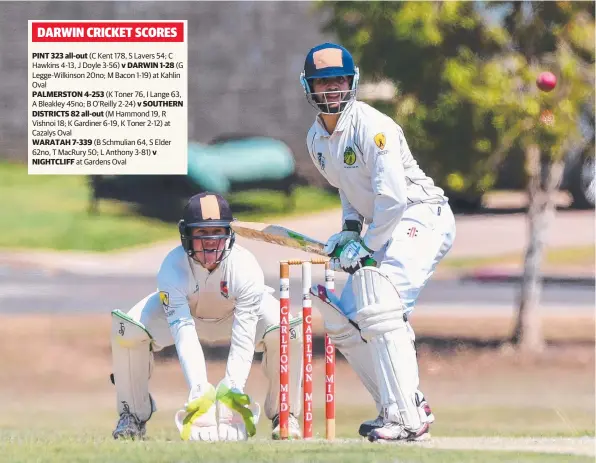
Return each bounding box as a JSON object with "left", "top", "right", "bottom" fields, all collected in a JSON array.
[
  {"left": 374, "top": 132, "right": 386, "bottom": 150},
  {"left": 343, "top": 146, "right": 356, "bottom": 166},
  {"left": 220, "top": 281, "right": 229, "bottom": 299},
  {"left": 159, "top": 291, "right": 170, "bottom": 307}
]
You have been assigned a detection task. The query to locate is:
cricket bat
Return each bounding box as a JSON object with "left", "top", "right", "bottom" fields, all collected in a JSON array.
[{"left": 230, "top": 221, "right": 327, "bottom": 256}]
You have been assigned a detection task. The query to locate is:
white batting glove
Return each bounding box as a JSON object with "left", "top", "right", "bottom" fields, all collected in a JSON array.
[
  {"left": 339, "top": 239, "right": 375, "bottom": 274},
  {"left": 323, "top": 220, "right": 362, "bottom": 256}
]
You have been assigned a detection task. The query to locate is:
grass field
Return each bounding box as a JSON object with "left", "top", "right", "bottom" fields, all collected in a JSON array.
[
  {"left": 0, "top": 402, "right": 592, "bottom": 463},
  {"left": 443, "top": 245, "right": 595, "bottom": 269},
  {"left": 0, "top": 313, "right": 593, "bottom": 462},
  {"left": 0, "top": 403, "right": 592, "bottom": 463},
  {"left": 0, "top": 162, "right": 340, "bottom": 251},
  {"left": 0, "top": 435, "right": 592, "bottom": 463}
]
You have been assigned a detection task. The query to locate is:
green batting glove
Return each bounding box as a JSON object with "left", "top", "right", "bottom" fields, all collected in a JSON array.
[{"left": 332, "top": 243, "right": 377, "bottom": 268}]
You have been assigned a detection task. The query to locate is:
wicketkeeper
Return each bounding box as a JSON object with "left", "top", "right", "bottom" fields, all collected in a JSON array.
[{"left": 110, "top": 192, "right": 303, "bottom": 441}]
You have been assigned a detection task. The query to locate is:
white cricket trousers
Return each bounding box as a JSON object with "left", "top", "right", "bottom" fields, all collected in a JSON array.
[{"left": 340, "top": 202, "right": 456, "bottom": 318}]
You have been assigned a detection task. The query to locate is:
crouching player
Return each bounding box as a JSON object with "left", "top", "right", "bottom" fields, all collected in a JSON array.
[{"left": 110, "top": 192, "right": 303, "bottom": 441}]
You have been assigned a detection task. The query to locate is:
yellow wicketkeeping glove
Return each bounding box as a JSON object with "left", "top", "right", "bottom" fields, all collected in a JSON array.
[
  {"left": 176, "top": 383, "right": 217, "bottom": 441},
  {"left": 216, "top": 382, "right": 260, "bottom": 438}
]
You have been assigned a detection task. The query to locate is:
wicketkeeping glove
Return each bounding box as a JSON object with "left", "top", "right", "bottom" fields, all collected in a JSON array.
[
  {"left": 174, "top": 383, "right": 219, "bottom": 441},
  {"left": 215, "top": 381, "right": 261, "bottom": 441}
]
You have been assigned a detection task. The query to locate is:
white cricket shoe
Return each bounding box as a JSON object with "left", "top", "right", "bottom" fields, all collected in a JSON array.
[
  {"left": 271, "top": 413, "right": 301, "bottom": 440},
  {"left": 368, "top": 421, "right": 431, "bottom": 442},
  {"left": 366, "top": 392, "right": 435, "bottom": 441}
]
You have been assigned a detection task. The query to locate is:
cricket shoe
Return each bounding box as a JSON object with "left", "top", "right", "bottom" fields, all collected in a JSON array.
[
  {"left": 112, "top": 410, "right": 146, "bottom": 440},
  {"left": 358, "top": 413, "right": 384, "bottom": 437},
  {"left": 361, "top": 392, "right": 434, "bottom": 438},
  {"left": 368, "top": 421, "right": 431, "bottom": 442},
  {"left": 271, "top": 413, "right": 301, "bottom": 440}
]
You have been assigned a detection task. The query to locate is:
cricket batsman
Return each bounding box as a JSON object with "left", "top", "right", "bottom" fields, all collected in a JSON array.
[
  {"left": 110, "top": 192, "right": 303, "bottom": 441},
  {"left": 300, "top": 43, "right": 457, "bottom": 442}
]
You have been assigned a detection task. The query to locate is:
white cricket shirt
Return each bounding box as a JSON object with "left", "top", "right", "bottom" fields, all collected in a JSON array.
[{"left": 306, "top": 100, "right": 446, "bottom": 251}]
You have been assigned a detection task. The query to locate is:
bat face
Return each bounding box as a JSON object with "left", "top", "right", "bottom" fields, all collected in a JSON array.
[
  {"left": 230, "top": 221, "right": 327, "bottom": 256},
  {"left": 230, "top": 221, "right": 372, "bottom": 273}
]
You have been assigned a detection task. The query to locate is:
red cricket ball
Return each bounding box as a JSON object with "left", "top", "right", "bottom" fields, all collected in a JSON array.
[{"left": 536, "top": 71, "right": 557, "bottom": 92}]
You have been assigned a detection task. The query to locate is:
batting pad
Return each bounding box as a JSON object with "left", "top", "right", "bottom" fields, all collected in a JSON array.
[
  {"left": 261, "top": 315, "right": 303, "bottom": 419},
  {"left": 370, "top": 331, "right": 421, "bottom": 429},
  {"left": 352, "top": 268, "right": 421, "bottom": 429},
  {"left": 311, "top": 284, "right": 381, "bottom": 408},
  {"left": 352, "top": 267, "right": 404, "bottom": 338},
  {"left": 111, "top": 309, "right": 155, "bottom": 422}
]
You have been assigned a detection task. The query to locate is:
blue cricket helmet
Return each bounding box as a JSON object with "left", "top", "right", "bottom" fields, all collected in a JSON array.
[{"left": 300, "top": 42, "right": 360, "bottom": 114}]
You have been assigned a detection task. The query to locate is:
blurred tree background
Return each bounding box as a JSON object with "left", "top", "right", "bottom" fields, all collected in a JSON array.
[
  {"left": 321, "top": 0, "right": 595, "bottom": 352},
  {"left": 321, "top": 1, "right": 594, "bottom": 208},
  {"left": 1, "top": 2, "right": 593, "bottom": 258}
]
